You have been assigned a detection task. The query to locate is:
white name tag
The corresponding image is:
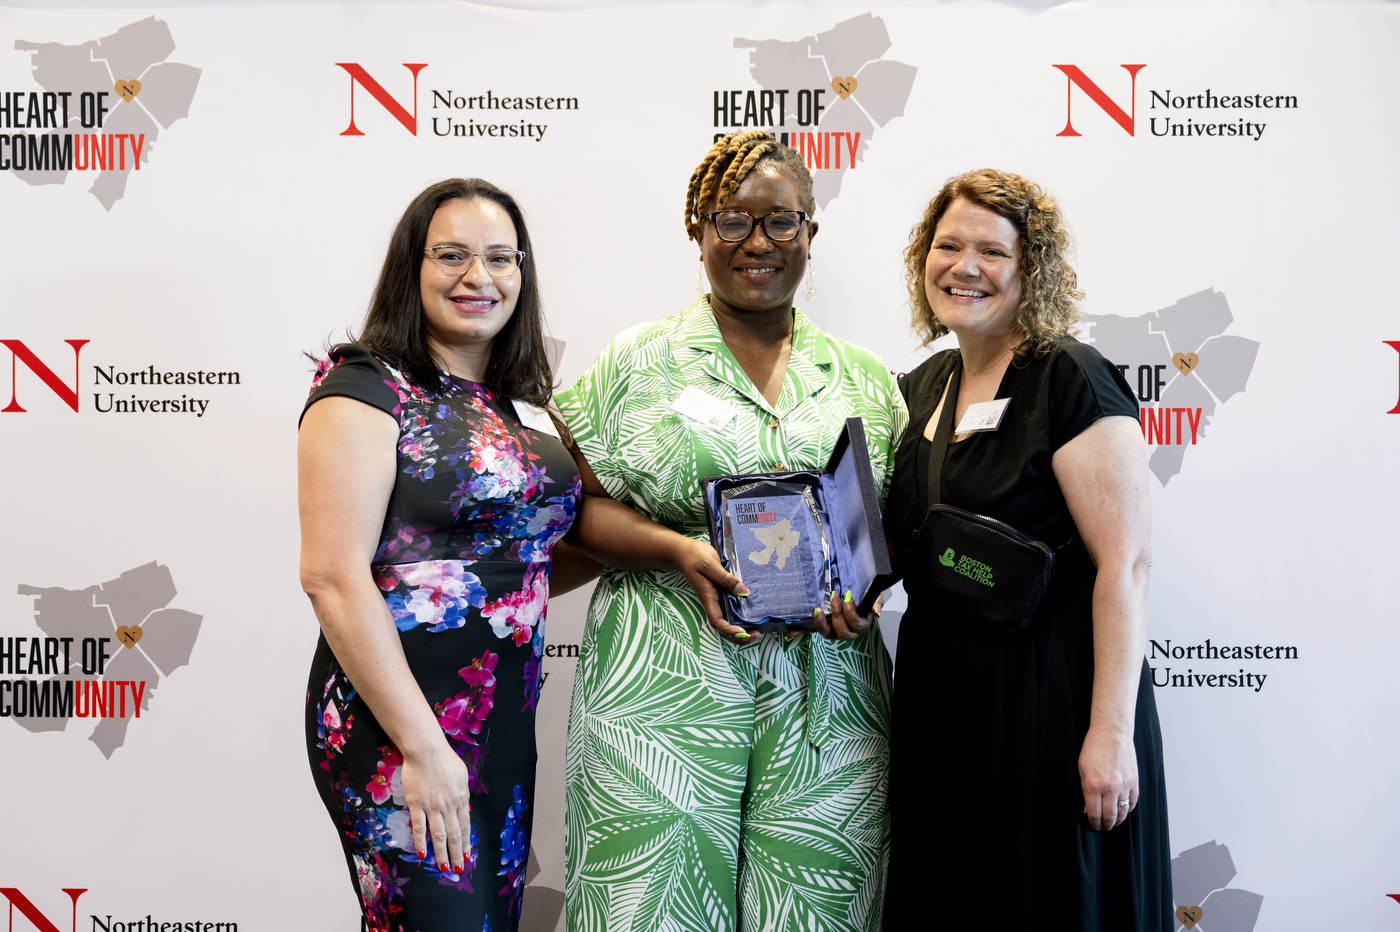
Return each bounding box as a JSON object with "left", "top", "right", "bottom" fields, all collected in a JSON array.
[
  {"left": 954, "top": 397, "right": 1011, "bottom": 434},
  {"left": 512, "top": 399, "right": 561, "bottom": 438},
  {"left": 671, "top": 386, "right": 737, "bottom": 431}
]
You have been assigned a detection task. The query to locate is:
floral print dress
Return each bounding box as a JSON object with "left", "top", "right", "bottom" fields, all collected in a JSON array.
[{"left": 302, "top": 345, "right": 580, "bottom": 932}]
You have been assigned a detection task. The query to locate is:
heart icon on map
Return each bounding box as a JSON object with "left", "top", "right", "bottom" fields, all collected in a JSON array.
[
  {"left": 1175, "top": 905, "right": 1203, "bottom": 928},
  {"left": 114, "top": 79, "right": 142, "bottom": 102},
  {"left": 1171, "top": 352, "right": 1199, "bottom": 376},
  {"left": 116, "top": 625, "right": 143, "bottom": 649},
  {"left": 830, "top": 77, "right": 858, "bottom": 100}
]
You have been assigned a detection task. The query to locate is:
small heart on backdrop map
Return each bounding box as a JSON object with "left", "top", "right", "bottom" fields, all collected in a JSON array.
[
  {"left": 1171, "top": 352, "right": 1199, "bottom": 376},
  {"left": 1175, "top": 905, "right": 1203, "bottom": 928},
  {"left": 116, "top": 625, "right": 143, "bottom": 649},
  {"left": 830, "top": 76, "right": 858, "bottom": 99},
  {"left": 114, "top": 79, "right": 142, "bottom": 102}
]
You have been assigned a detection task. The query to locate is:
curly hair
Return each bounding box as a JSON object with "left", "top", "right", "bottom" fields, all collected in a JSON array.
[
  {"left": 905, "top": 169, "right": 1083, "bottom": 358},
  {"left": 684, "top": 131, "right": 815, "bottom": 242}
]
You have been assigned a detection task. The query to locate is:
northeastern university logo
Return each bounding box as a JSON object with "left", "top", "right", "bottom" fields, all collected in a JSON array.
[
  {"left": 333, "top": 62, "right": 580, "bottom": 142},
  {"left": 1050, "top": 64, "right": 1298, "bottom": 141},
  {"left": 0, "top": 340, "right": 242, "bottom": 417},
  {"left": 5, "top": 16, "right": 201, "bottom": 210}
]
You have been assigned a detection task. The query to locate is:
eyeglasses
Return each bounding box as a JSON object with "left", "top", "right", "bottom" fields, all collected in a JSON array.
[
  {"left": 707, "top": 210, "right": 808, "bottom": 243},
  {"left": 423, "top": 245, "right": 526, "bottom": 278}
]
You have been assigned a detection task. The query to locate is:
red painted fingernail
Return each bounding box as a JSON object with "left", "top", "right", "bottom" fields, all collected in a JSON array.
[
  {"left": 440, "top": 862, "right": 448, "bottom": 871},
  {"left": 417, "top": 850, "right": 426, "bottom": 858},
  {"left": 454, "top": 864, "right": 464, "bottom": 874}
]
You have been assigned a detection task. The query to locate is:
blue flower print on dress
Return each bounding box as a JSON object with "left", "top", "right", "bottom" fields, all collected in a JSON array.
[
  {"left": 497, "top": 784, "right": 529, "bottom": 917},
  {"left": 382, "top": 561, "right": 488, "bottom": 633}
]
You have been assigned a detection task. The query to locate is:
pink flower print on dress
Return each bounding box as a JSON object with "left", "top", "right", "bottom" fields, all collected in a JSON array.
[
  {"left": 481, "top": 564, "right": 548, "bottom": 646},
  {"left": 366, "top": 747, "right": 405, "bottom": 806},
  {"left": 437, "top": 652, "right": 498, "bottom": 739}
]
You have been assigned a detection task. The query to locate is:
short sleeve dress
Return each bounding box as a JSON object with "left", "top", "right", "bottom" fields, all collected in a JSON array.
[
  {"left": 301, "top": 345, "right": 581, "bottom": 932},
  {"left": 556, "top": 299, "right": 909, "bottom": 932},
  {"left": 882, "top": 340, "right": 1173, "bottom": 930}
]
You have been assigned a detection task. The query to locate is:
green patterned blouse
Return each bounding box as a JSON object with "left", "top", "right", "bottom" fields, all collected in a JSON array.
[{"left": 558, "top": 296, "right": 908, "bottom": 542}]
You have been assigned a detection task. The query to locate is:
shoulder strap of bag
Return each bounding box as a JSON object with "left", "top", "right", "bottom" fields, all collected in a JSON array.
[{"left": 925, "top": 356, "right": 963, "bottom": 508}]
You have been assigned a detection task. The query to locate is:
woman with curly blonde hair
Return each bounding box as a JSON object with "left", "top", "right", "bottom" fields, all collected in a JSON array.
[{"left": 881, "top": 170, "right": 1172, "bottom": 929}]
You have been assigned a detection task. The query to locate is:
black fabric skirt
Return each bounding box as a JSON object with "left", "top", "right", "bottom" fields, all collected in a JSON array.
[{"left": 884, "top": 555, "right": 1173, "bottom": 931}]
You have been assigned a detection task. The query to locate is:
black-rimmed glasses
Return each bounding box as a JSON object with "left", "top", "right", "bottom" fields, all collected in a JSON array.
[
  {"left": 423, "top": 245, "right": 526, "bottom": 278},
  {"left": 707, "top": 210, "right": 808, "bottom": 243}
]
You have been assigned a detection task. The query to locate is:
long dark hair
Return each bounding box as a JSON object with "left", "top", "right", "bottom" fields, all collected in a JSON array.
[{"left": 357, "top": 178, "right": 553, "bottom": 407}]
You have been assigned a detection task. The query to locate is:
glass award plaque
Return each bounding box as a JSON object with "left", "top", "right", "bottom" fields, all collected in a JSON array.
[
  {"left": 703, "top": 417, "right": 895, "bottom": 633},
  {"left": 719, "top": 480, "right": 830, "bottom": 624}
]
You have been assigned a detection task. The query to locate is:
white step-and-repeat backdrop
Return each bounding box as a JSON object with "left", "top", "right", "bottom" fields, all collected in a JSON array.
[{"left": 1, "top": 1, "right": 1397, "bottom": 929}]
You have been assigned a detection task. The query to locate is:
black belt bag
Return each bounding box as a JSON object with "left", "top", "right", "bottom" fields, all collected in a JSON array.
[{"left": 913, "top": 359, "right": 1056, "bottom": 632}]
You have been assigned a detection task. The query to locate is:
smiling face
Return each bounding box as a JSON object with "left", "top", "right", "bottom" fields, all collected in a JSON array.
[
  {"left": 419, "top": 197, "right": 521, "bottom": 363},
  {"left": 924, "top": 196, "right": 1023, "bottom": 342},
  {"left": 701, "top": 163, "right": 817, "bottom": 315}
]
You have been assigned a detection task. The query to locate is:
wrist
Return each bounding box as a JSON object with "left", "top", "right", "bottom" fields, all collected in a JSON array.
[
  {"left": 1086, "top": 720, "right": 1134, "bottom": 742},
  {"left": 659, "top": 529, "right": 700, "bottom": 570}
]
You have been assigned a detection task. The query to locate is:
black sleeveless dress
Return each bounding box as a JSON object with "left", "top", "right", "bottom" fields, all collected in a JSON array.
[
  {"left": 301, "top": 345, "right": 580, "bottom": 932},
  {"left": 882, "top": 340, "right": 1172, "bottom": 930}
]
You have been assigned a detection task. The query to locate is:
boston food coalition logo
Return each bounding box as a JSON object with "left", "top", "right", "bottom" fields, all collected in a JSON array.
[
  {"left": 6, "top": 16, "right": 201, "bottom": 210},
  {"left": 1172, "top": 840, "right": 1263, "bottom": 931},
  {"left": 2, "top": 562, "right": 202, "bottom": 758},
  {"left": 1050, "top": 63, "right": 1298, "bottom": 141},
  {"left": 711, "top": 12, "right": 916, "bottom": 210},
  {"left": 1082, "top": 288, "right": 1259, "bottom": 486}
]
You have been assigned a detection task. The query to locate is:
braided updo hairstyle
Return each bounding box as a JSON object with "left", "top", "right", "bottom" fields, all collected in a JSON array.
[{"left": 684, "top": 131, "right": 816, "bottom": 242}]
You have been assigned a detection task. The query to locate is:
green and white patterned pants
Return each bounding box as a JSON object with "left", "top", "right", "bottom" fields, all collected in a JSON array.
[{"left": 564, "top": 567, "right": 892, "bottom": 932}]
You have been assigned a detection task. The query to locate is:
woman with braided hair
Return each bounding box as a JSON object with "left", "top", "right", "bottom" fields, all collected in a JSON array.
[{"left": 557, "top": 130, "right": 907, "bottom": 931}]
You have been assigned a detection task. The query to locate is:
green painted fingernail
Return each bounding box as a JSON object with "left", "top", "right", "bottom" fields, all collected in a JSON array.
[
  {"left": 844, "top": 589, "right": 853, "bottom": 603},
  {"left": 813, "top": 607, "right": 820, "bottom": 616},
  {"left": 736, "top": 590, "right": 749, "bottom": 598},
  {"left": 734, "top": 631, "right": 751, "bottom": 638}
]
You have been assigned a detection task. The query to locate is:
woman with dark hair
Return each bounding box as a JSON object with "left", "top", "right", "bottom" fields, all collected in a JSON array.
[
  {"left": 556, "top": 131, "right": 905, "bottom": 931},
  {"left": 299, "top": 178, "right": 597, "bottom": 931},
  {"left": 882, "top": 169, "right": 1172, "bottom": 929}
]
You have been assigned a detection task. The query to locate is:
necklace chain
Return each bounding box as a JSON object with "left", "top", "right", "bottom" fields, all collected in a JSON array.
[{"left": 963, "top": 345, "right": 1012, "bottom": 379}]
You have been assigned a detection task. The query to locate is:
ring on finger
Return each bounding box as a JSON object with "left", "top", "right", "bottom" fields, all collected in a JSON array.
[{"left": 1116, "top": 799, "right": 1130, "bottom": 808}]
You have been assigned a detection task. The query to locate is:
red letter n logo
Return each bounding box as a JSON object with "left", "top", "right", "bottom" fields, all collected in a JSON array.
[
  {"left": 0, "top": 888, "right": 87, "bottom": 932},
  {"left": 335, "top": 63, "right": 428, "bottom": 136},
  {"left": 1052, "top": 64, "right": 1146, "bottom": 136},
  {"left": 1385, "top": 341, "right": 1400, "bottom": 413},
  {"left": 0, "top": 340, "right": 89, "bottom": 413}
]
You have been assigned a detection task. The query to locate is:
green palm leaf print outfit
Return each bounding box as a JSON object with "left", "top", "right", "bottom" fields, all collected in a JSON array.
[{"left": 556, "top": 299, "right": 909, "bottom": 932}]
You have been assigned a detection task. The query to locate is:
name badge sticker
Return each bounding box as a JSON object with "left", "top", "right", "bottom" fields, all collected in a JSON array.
[
  {"left": 672, "top": 386, "right": 737, "bottom": 432},
  {"left": 512, "top": 399, "right": 561, "bottom": 438},
  {"left": 954, "top": 397, "right": 1011, "bottom": 434}
]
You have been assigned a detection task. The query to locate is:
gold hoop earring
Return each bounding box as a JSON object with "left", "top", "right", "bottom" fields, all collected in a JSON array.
[{"left": 804, "top": 260, "right": 817, "bottom": 302}]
